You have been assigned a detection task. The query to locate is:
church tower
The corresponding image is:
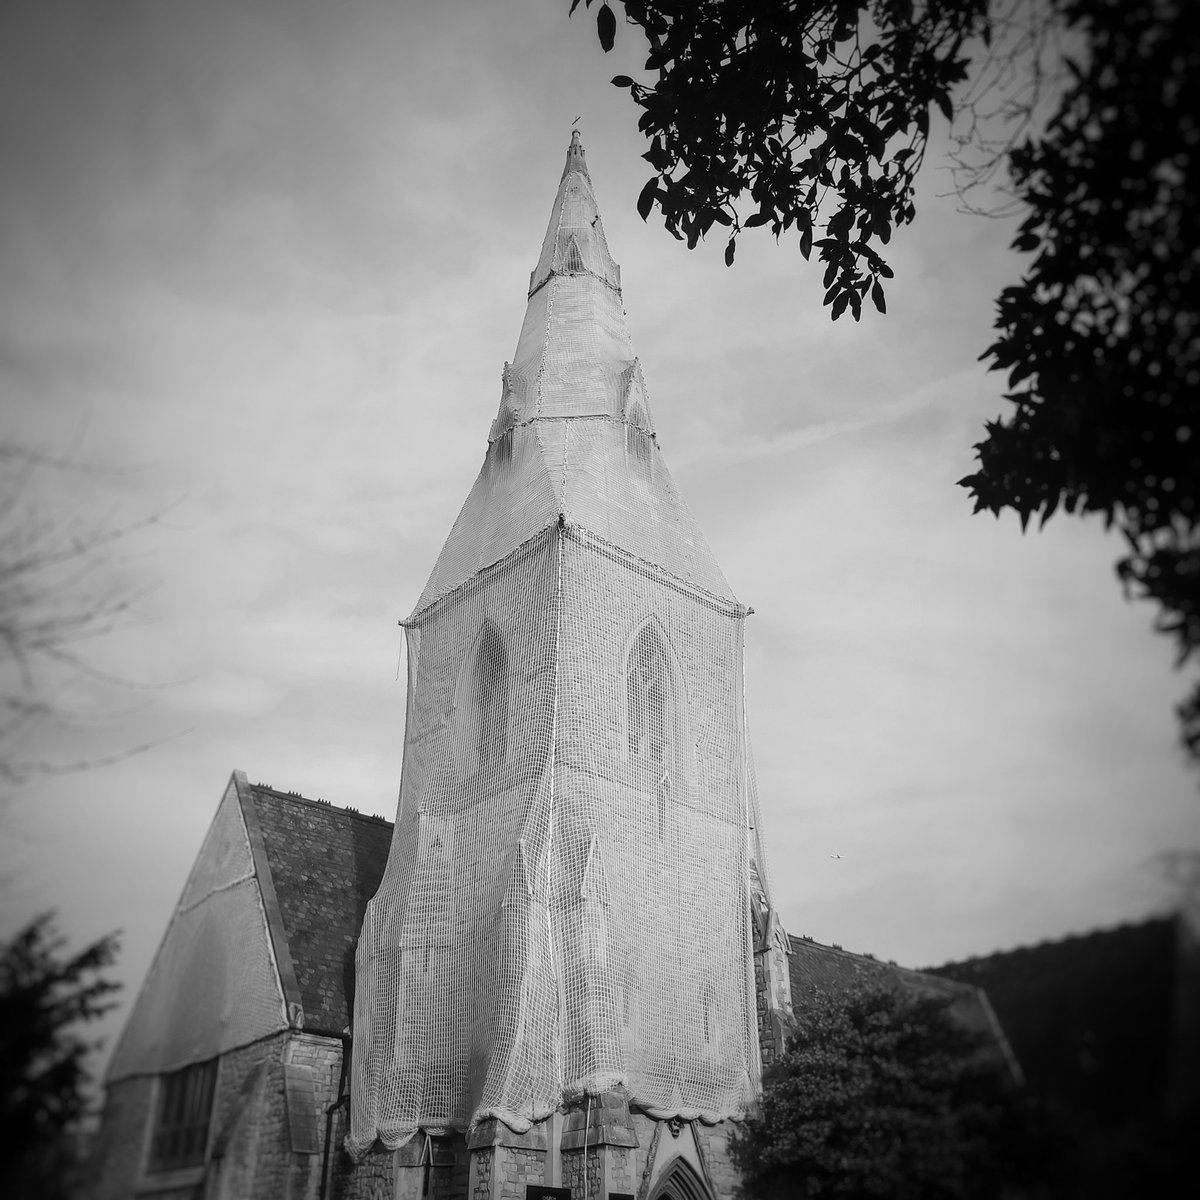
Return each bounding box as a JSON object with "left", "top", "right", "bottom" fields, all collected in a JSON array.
[{"left": 350, "top": 133, "right": 791, "bottom": 1197}]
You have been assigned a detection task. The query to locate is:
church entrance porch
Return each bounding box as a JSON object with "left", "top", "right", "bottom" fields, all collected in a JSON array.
[{"left": 381, "top": 1092, "right": 732, "bottom": 1200}]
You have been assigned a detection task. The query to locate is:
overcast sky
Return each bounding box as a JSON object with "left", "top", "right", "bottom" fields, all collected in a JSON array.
[{"left": 3, "top": 0, "right": 1197, "bottom": 1071}]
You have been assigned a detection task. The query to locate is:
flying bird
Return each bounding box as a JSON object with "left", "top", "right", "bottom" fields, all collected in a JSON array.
[{"left": 829, "top": 854, "right": 843, "bottom": 859}]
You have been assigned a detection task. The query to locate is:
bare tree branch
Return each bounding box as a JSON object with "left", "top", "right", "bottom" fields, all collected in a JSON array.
[{"left": 0, "top": 444, "right": 164, "bottom": 791}]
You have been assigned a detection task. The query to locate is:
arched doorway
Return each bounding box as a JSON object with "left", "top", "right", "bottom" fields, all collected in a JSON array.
[{"left": 647, "top": 1156, "right": 714, "bottom": 1200}]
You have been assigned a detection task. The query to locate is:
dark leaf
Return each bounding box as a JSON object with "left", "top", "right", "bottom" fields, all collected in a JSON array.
[
  {"left": 724, "top": 237, "right": 736, "bottom": 267},
  {"left": 589, "top": 0, "right": 1199, "bottom": 754},
  {"left": 636, "top": 177, "right": 658, "bottom": 222},
  {"left": 597, "top": 2, "right": 616, "bottom": 52}
]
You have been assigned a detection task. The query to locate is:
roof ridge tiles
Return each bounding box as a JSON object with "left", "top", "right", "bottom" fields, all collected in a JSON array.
[
  {"left": 788, "top": 932, "right": 877, "bottom": 960},
  {"left": 248, "top": 781, "right": 394, "bottom": 828}
]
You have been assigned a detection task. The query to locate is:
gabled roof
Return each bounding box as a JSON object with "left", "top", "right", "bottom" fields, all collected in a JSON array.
[
  {"left": 930, "top": 915, "right": 1189, "bottom": 1120},
  {"left": 106, "top": 774, "right": 395, "bottom": 1081},
  {"left": 107, "top": 774, "right": 288, "bottom": 1080},
  {"left": 786, "top": 934, "right": 1020, "bottom": 1080},
  {"left": 240, "top": 779, "right": 394, "bottom": 1037},
  {"left": 787, "top": 933, "right": 970, "bottom": 1003}
]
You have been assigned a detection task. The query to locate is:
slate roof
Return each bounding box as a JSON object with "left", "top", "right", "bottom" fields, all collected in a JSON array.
[
  {"left": 788, "top": 934, "right": 976, "bottom": 1008},
  {"left": 929, "top": 916, "right": 1187, "bottom": 1121},
  {"left": 785, "top": 933, "right": 1014, "bottom": 1068},
  {"left": 240, "top": 782, "right": 394, "bottom": 1037}
]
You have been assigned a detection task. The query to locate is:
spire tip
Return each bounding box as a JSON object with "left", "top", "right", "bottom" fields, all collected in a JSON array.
[{"left": 566, "top": 127, "right": 587, "bottom": 173}]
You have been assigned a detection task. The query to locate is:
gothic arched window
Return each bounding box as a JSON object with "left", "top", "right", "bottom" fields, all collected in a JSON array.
[
  {"left": 626, "top": 623, "right": 671, "bottom": 765},
  {"left": 474, "top": 622, "right": 508, "bottom": 770},
  {"left": 455, "top": 621, "right": 508, "bottom": 776}
]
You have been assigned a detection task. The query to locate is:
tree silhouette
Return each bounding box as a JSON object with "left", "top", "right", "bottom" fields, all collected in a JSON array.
[
  {"left": 961, "top": 0, "right": 1199, "bottom": 757},
  {"left": 573, "top": 0, "right": 1200, "bottom": 756},
  {"left": 731, "top": 983, "right": 1024, "bottom": 1200},
  {"left": 0, "top": 914, "right": 120, "bottom": 1197}
]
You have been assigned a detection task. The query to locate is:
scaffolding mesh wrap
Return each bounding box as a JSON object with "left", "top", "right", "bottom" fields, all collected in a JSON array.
[{"left": 349, "top": 135, "right": 771, "bottom": 1154}]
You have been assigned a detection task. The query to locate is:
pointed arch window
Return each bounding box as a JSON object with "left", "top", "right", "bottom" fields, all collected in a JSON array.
[
  {"left": 475, "top": 622, "right": 508, "bottom": 770},
  {"left": 627, "top": 623, "right": 671, "bottom": 765},
  {"left": 562, "top": 233, "right": 585, "bottom": 274},
  {"left": 455, "top": 622, "right": 508, "bottom": 776}
]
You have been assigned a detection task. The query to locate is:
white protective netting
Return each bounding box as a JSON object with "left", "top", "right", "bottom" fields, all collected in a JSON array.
[
  {"left": 107, "top": 776, "right": 288, "bottom": 1080},
  {"left": 349, "top": 135, "right": 770, "bottom": 1154}
]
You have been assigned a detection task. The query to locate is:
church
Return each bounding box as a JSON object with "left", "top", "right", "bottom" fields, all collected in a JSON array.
[
  {"left": 344, "top": 126, "right": 795, "bottom": 1192},
  {"left": 87, "top": 135, "right": 1197, "bottom": 1200},
  {"left": 91, "top": 132, "right": 794, "bottom": 1200}
]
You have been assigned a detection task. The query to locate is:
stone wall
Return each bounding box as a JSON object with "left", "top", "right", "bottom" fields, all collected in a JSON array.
[
  {"left": 88, "top": 1075, "right": 157, "bottom": 1200},
  {"left": 388, "top": 1131, "right": 469, "bottom": 1200},
  {"left": 88, "top": 1030, "right": 358, "bottom": 1200},
  {"left": 329, "top": 1144, "right": 394, "bottom": 1200},
  {"left": 91, "top": 1027, "right": 751, "bottom": 1200},
  {"left": 498, "top": 1146, "right": 547, "bottom": 1199},
  {"left": 694, "top": 1120, "right": 742, "bottom": 1199},
  {"left": 452, "top": 1095, "right": 743, "bottom": 1200},
  {"left": 282, "top": 1033, "right": 347, "bottom": 1200},
  {"left": 754, "top": 943, "right": 793, "bottom": 1068},
  {"left": 433, "top": 1137, "right": 472, "bottom": 1200},
  {"left": 469, "top": 1144, "right": 492, "bottom": 1200},
  {"left": 88, "top": 1073, "right": 746, "bottom": 1200},
  {"left": 206, "top": 1030, "right": 289, "bottom": 1199}
]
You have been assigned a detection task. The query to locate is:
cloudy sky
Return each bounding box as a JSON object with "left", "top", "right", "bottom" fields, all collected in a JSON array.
[{"left": 2, "top": 0, "right": 1196, "bottom": 1069}]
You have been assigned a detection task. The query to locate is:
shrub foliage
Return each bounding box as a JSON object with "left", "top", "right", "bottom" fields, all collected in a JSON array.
[{"left": 732, "top": 983, "right": 1020, "bottom": 1199}]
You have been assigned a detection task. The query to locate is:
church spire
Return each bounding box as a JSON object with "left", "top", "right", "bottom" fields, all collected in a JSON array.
[
  {"left": 414, "top": 135, "right": 733, "bottom": 614},
  {"left": 490, "top": 130, "right": 652, "bottom": 442},
  {"left": 524, "top": 128, "right": 620, "bottom": 298}
]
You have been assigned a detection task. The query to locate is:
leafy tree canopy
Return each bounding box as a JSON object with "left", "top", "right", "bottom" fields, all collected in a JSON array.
[
  {"left": 575, "top": 0, "right": 989, "bottom": 318},
  {"left": 574, "top": 0, "right": 1200, "bottom": 757},
  {"left": 962, "top": 0, "right": 1199, "bottom": 753},
  {"left": 0, "top": 914, "right": 120, "bottom": 1192},
  {"left": 731, "top": 983, "right": 1024, "bottom": 1200}
]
